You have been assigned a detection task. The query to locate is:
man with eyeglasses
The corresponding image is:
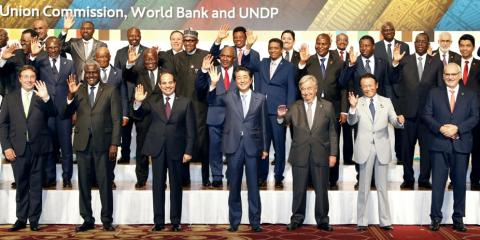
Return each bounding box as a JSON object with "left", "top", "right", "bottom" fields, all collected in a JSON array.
[{"left": 433, "top": 32, "right": 461, "bottom": 65}]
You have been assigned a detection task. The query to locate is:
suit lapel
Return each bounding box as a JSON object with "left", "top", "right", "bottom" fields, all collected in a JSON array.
[
  {"left": 232, "top": 91, "right": 244, "bottom": 119},
  {"left": 92, "top": 83, "right": 104, "bottom": 109},
  {"left": 18, "top": 91, "right": 27, "bottom": 119},
  {"left": 311, "top": 99, "right": 324, "bottom": 132},
  {"left": 299, "top": 102, "right": 309, "bottom": 130},
  {"left": 74, "top": 40, "right": 86, "bottom": 61},
  {"left": 263, "top": 58, "right": 271, "bottom": 81},
  {"left": 168, "top": 96, "right": 179, "bottom": 121},
  {"left": 360, "top": 97, "right": 373, "bottom": 123},
  {"left": 271, "top": 59, "right": 285, "bottom": 80}
]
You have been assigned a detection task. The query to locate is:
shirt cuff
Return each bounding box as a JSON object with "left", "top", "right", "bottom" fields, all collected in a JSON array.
[
  {"left": 41, "top": 96, "right": 50, "bottom": 103},
  {"left": 348, "top": 107, "right": 356, "bottom": 114},
  {"left": 126, "top": 61, "right": 134, "bottom": 69},
  {"left": 0, "top": 58, "right": 6, "bottom": 68},
  {"left": 277, "top": 118, "right": 284, "bottom": 124},
  {"left": 209, "top": 85, "right": 216, "bottom": 92},
  {"left": 67, "top": 98, "right": 74, "bottom": 105},
  {"left": 133, "top": 101, "right": 142, "bottom": 110}
]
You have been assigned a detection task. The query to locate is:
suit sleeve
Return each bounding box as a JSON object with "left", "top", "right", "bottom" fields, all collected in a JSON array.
[
  {"left": 62, "top": 96, "right": 79, "bottom": 119},
  {"left": 118, "top": 71, "right": 129, "bottom": 117},
  {"left": 110, "top": 88, "right": 122, "bottom": 146},
  {"left": 328, "top": 104, "right": 339, "bottom": 156},
  {"left": 209, "top": 42, "right": 221, "bottom": 59},
  {"left": 386, "top": 99, "right": 403, "bottom": 128},
  {"left": 131, "top": 97, "right": 152, "bottom": 120},
  {"left": 43, "top": 98, "right": 58, "bottom": 118},
  {"left": 347, "top": 107, "right": 359, "bottom": 125},
  {"left": 458, "top": 95, "right": 479, "bottom": 135},
  {"left": 113, "top": 50, "right": 122, "bottom": 69},
  {"left": 261, "top": 97, "right": 271, "bottom": 152},
  {"left": 339, "top": 63, "right": 355, "bottom": 88},
  {"left": 184, "top": 100, "right": 196, "bottom": 155},
  {"left": 422, "top": 90, "right": 442, "bottom": 134},
  {"left": 0, "top": 97, "right": 12, "bottom": 150},
  {"left": 207, "top": 87, "right": 225, "bottom": 106},
  {"left": 287, "top": 65, "right": 297, "bottom": 104},
  {"left": 195, "top": 70, "right": 210, "bottom": 101}
]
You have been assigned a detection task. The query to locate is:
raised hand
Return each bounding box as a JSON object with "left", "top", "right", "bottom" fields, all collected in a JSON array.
[
  {"left": 245, "top": 30, "right": 257, "bottom": 50},
  {"left": 127, "top": 46, "right": 140, "bottom": 64},
  {"left": 215, "top": 24, "right": 230, "bottom": 43},
  {"left": 208, "top": 65, "right": 220, "bottom": 86},
  {"left": 392, "top": 43, "right": 405, "bottom": 64},
  {"left": 30, "top": 38, "right": 42, "bottom": 56},
  {"left": 299, "top": 43, "right": 310, "bottom": 64},
  {"left": 63, "top": 13, "right": 75, "bottom": 31},
  {"left": 348, "top": 91, "right": 358, "bottom": 108},
  {"left": 33, "top": 81, "right": 49, "bottom": 99},
  {"left": 67, "top": 74, "right": 80, "bottom": 99},
  {"left": 348, "top": 46, "right": 357, "bottom": 65},
  {"left": 427, "top": 45, "right": 436, "bottom": 56},
  {"left": 202, "top": 54, "right": 213, "bottom": 70},
  {"left": 1, "top": 43, "right": 20, "bottom": 60},
  {"left": 134, "top": 84, "right": 147, "bottom": 102}
]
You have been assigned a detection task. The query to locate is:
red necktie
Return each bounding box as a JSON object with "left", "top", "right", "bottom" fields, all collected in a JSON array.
[
  {"left": 165, "top": 96, "right": 171, "bottom": 119},
  {"left": 463, "top": 61, "right": 469, "bottom": 86},
  {"left": 223, "top": 67, "right": 230, "bottom": 91}
]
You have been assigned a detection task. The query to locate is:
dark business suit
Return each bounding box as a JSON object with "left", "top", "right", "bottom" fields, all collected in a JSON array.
[
  {"left": 298, "top": 50, "right": 345, "bottom": 186},
  {"left": 63, "top": 82, "right": 122, "bottom": 225},
  {"left": 423, "top": 86, "right": 479, "bottom": 224},
  {"left": 60, "top": 37, "right": 107, "bottom": 80},
  {"left": 253, "top": 58, "right": 296, "bottom": 182},
  {"left": 208, "top": 89, "right": 269, "bottom": 228},
  {"left": 32, "top": 55, "right": 76, "bottom": 183},
  {"left": 454, "top": 58, "right": 480, "bottom": 186},
  {"left": 133, "top": 93, "right": 195, "bottom": 226},
  {"left": 0, "top": 49, "right": 25, "bottom": 96},
  {"left": 391, "top": 54, "right": 444, "bottom": 185},
  {"left": 114, "top": 44, "right": 146, "bottom": 162},
  {"left": 125, "top": 66, "right": 161, "bottom": 185},
  {"left": 283, "top": 99, "right": 338, "bottom": 226},
  {"left": 0, "top": 90, "right": 57, "bottom": 225},
  {"left": 433, "top": 50, "right": 461, "bottom": 65}
]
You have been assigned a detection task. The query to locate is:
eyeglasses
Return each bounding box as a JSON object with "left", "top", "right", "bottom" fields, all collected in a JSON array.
[{"left": 444, "top": 72, "right": 460, "bottom": 77}]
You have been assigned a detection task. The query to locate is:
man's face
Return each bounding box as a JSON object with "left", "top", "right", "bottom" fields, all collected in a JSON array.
[
  {"left": 46, "top": 38, "right": 61, "bottom": 58},
  {"left": 360, "top": 77, "right": 378, "bottom": 98},
  {"left": 33, "top": 20, "right": 48, "bottom": 40},
  {"left": 233, "top": 31, "right": 246, "bottom": 49},
  {"left": 183, "top": 37, "right": 198, "bottom": 53},
  {"left": 159, "top": 73, "right": 176, "bottom": 96},
  {"left": 95, "top": 48, "right": 110, "bottom": 68},
  {"left": 84, "top": 64, "right": 100, "bottom": 86},
  {"left": 300, "top": 80, "right": 317, "bottom": 103},
  {"left": 281, "top": 32, "right": 294, "bottom": 51},
  {"left": 459, "top": 39, "right": 474, "bottom": 59},
  {"left": 315, "top": 35, "right": 330, "bottom": 57},
  {"left": 235, "top": 70, "right": 253, "bottom": 93},
  {"left": 170, "top": 32, "right": 183, "bottom": 52},
  {"left": 268, "top": 41, "right": 282, "bottom": 60},
  {"left": 336, "top": 34, "right": 348, "bottom": 51},
  {"left": 0, "top": 30, "right": 9, "bottom": 47},
  {"left": 127, "top": 28, "right": 141, "bottom": 47},
  {"left": 414, "top": 34, "right": 429, "bottom": 55},
  {"left": 443, "top": 64, "right": 461, "bottom": 89},
  {"left": 80, "top": 22, "right": 94, "bottom": 41},
  {"left": 19, "top": 69, "right": 36, "bottom": 91},
  {"left": 220, "top": 47, "right": 235, "bottom": 68},
  {"left": 359, "top": 39, "right": 374, "bottom": 58},
  {"left": 143, "top": 51, "right": 158, "bottom": 71},
  {"left": 20, "top": 33, "right": 33, "bottom": 53},
  {"left": 381, "top": 23, "right": 395, "bottom": 42},
  {"left": 438, "top": 33, "right": 452, "bottom": 52}
]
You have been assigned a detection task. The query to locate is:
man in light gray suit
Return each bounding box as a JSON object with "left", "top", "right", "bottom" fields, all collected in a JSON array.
[{"left": 347, "top": 73, "right": 404, "bottom": 231}]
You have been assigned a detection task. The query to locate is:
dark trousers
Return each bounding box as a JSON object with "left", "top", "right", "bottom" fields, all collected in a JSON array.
[
  {"left": 258, "top": 116, "right": 286, "bottom": 182},
  {"left": 469, "top": 123, "right": 480, "bottom": 184},
  {"left": 227, "top": 139, "right": 261, "bottom": 227},
  {"left": 291, "top": 154, "right": 330, "bottom": 225},
  {"left": 135, "top": 119, "right": 150, "bottom": 184},
  {"left": 77, "top": 138, "right": 113, "bottom": 224},
  {"left": 44, "top": 116, "right": 73, "bottom": 182},
  {"left": 430, "top": 151, "right": 468, "bottom": 224},
  {"left": 208, "top": 124, "right": 224, "bottom": 182},
  {"left": 152, "top": 149, "right": 183, "bottom": 225},
  {"left": 401, "top": 117, "right": 431, "bottom": 184},
  {"left": 112, "top": 117, "right": 134, "bottom": 181},
  {"left": 342, "top": 122, "right": 354, "bottom": 165},
  {"left": 329, "top": 121, "right": 341, "bottom": 185},
  {"left": 12, "top": 144, "right": 44, "bottom": 224}
]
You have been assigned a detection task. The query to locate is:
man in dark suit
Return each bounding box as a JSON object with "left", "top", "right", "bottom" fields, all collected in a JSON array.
[
  {"left": 114, "top": 27, "right": 147, "bottom": 165},
  {"left": 423, "top": 63, "right": 479, "bottom": 232},
  {"left": 158, "top": 30, "right": 183, "bottom": 71},
  {"left": 125, "top": 48, "right": 162, "bottom": 189},
  {"left": 133, "top": 71, "right": 195, "bottom": 232},
  {"left": 64, "top": 61, "right": 121, "bottom": 232},
  {"left": 278, "top": 75, "right": 338, "bottom": 232},
  {"left": 298, "top": 33, "right": 346, "bottom": 189},
  {"left": 0, "top": 29, "right": 22, "bottom": 96},
  {"left": 248, "top": 38, "right": 296, "bottom": 188},
  {"left": 60, "top": 20, "right": 108, "bottom": 80},
  {"left": 281, "top": 30, "right": 301, "bottom": 66},
  {"left": 32, "top": 15, "right": 74, "bottom": 54},
  {"left": 208, "top": 66, "right": 269, "bottom": 232},
  {"left": 95, "top": 47, "right": 128, "bottom": 188},
  {"left": 454, "top": 34, "right": 480, "bottom": 190},
  {"left": 433, "top": 32, "right": 461, "bottom": 65},
  {"left": 30, "top": 36, "right": 76, "bottom": 188},
  {"left": 0, "top": 66, "right": 57, "bottom": 231},
  {"left": 340, "top": 35, "right": 390, "bottom": 188},
  {"left": 391, "top": 33, "right": 444, "bottom": 190}
]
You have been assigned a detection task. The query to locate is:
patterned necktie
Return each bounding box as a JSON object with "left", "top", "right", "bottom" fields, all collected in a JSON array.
[
  {"left": 165, "top": 96, "right": 171, "bottom": 119},
  {"left": 307, "top": 102, "right": 313, "bottom": 129},
  {"left": 89, "top": 86, "right": 95, "bottom": 108},
  {"left": 237, "top": 49, "right": 243, "bottom": 65},
  {"left": 149, "top": 70, "right": 156, "bottom": 89},
  {"left": 365, "top": 59, "right": 372, "bottom": 74},
  {"left": 52, "top": 58, "right": 59, "bottom": 81},
  {"left": 417, "top": 57, "right": 423, "bottom": 81},
  {"left": 442, "top": 53, "right": 447, "bottom": 66},
  {"left": 463, "top": 61, "right": 469, "bottom": 86},
  {"left": 101, "top": 68, "right": 107, "bottom": 83},
  {"left": 285, "top": 51, "right": 290, "bottom": 62},
  {"left": 340, "top": 50, "right": 344, "bottom": 61},
  {"left": 320, "top": 58, "right": 326, "bottom": 80},
  {"left": 223, "top": 67, "right": 230, "bottom": 91},
  {"left": 369, "top": 98, "right": 375, "bottom": 120},
  {"left": 449, "top": 90, "right": 455, "bottom": 113}
]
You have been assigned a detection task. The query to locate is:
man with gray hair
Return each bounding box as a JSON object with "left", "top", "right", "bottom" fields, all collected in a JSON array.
[{"left": 433, "top": 32, "right": 461, "bottom": 65}]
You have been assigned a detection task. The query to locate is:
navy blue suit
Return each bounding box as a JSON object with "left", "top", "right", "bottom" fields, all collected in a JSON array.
[
  {"left": 423, "top": 86, "right": 479, "bottom": 224},
  {"left": 252, "top": 58, "right": 296, "bottom": 182},
  {"left": 33, "top": 55, "right": 75, "bottom": 183},
  {"left": 208, "top": 88, "right": 269, "bottom": 228},
  {"left": 195, "top": 66, "right": 237, "bottom": 182},
  {"left": 339, "top": 56, "right": 389, "bottom": 96}
]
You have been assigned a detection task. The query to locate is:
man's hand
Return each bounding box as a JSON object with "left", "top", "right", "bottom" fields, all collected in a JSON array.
[
  {"left": 108, "top": 145, "right": 118, "bottom": 161},
  {"left": 4, "top": 148, "right": 16, "bottom": 161},
  {"left": 63, "top": 13, "right": 75, "bottom": 32},
  {"left": 348, "top": 46, "right": 357, "bottom": 65},
  {"left": 202, "top": 54, "right": 213, "bottom": 71},
  {"left": 208, "top": 65, "right": 220, "bottom": 87},
  {"left": 299, "top": 43, "right": 310, "bottom": 64},
  {"left": 329, "top": 155, "right": 337, "bottom": 167},
  {"left": 34, "top": 81, "right": 49, "bottom": 99},
  {"left": 183, "top": 154, "right": 192, "bottom": 163},
  {"left": 261, "top": 151, "right": 268, "bottom": 160},
  {"left": 1, "top": 43, "right": 20, "bottom": 60},
  {"left": 397, "top": 115, "right": 405, "bottom": 125},
  {"left": 245, "top": 31, "right": 257, "bottom": 50},
  {"left": 339, "top": 114, "right": 347, "bottom": 124},
  {"left": 348, "top": 91, "right": 358, "bottom": 108},
  {"left": 122, "top": 117, "right": 129, "bottom": 126},
  {"left": 215, "top": 24, "right": 230, "bottom": 43},
  {"left": 440, "top": 124, "right": 459, "bottom": 138},
  {"left": 134, "top": 84, "right": 148, "bottom": 103},
  {"left": 277, "top": 106, "right": 288, "bottom": 118},
  {"left": 67, "top": 74, "right": 80, "bottom": 100},
  {"left": 30, "top": 39, "right": 42, "bottom": 56},
  {"left": 392, "top": 43, "right": 405, "bottom": 65},
  {"left": 127, "top": 46, "right": 140, "bottom": 64}
]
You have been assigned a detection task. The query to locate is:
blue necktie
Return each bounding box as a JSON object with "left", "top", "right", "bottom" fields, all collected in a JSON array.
[
  {"left": 369, "top": 98, "right": 375, "bottom": 120},
  {"left": 320, "top": 58, "right": 326, "bottom": 80},
  {"left": 89, "top": 86, "right": 95, "bottom": 108}
]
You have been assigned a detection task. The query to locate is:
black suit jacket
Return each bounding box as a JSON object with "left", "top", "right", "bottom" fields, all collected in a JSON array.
[
  {"left": 133, "top": 93, "right": 196, "bottom": 158},
  {"left": 454, "top": 58, "right": 480, "bottom": 103},
  {"left": 0, "top": 49, "right": 26, "bottom": 96},
  {"left": 433, "top": 49, "right": 461, "bottom": 65},
  {"left": 0, "top": 90, "right": 57, "bottom": 155},
  {"left": 104, "top": 65, "right": 128, "bottom": 117},
  {"left": 391, "top": 54, "right": 444, "bottom": 117},
  {"left": 63, "top": 82, "right": 122, "bottom": 152},
  {"left": 339, "top": 56, "right": 389, "bottom": 96},
  {"left": 298, "top": 50, "right": 347, "bottom": 115}
]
